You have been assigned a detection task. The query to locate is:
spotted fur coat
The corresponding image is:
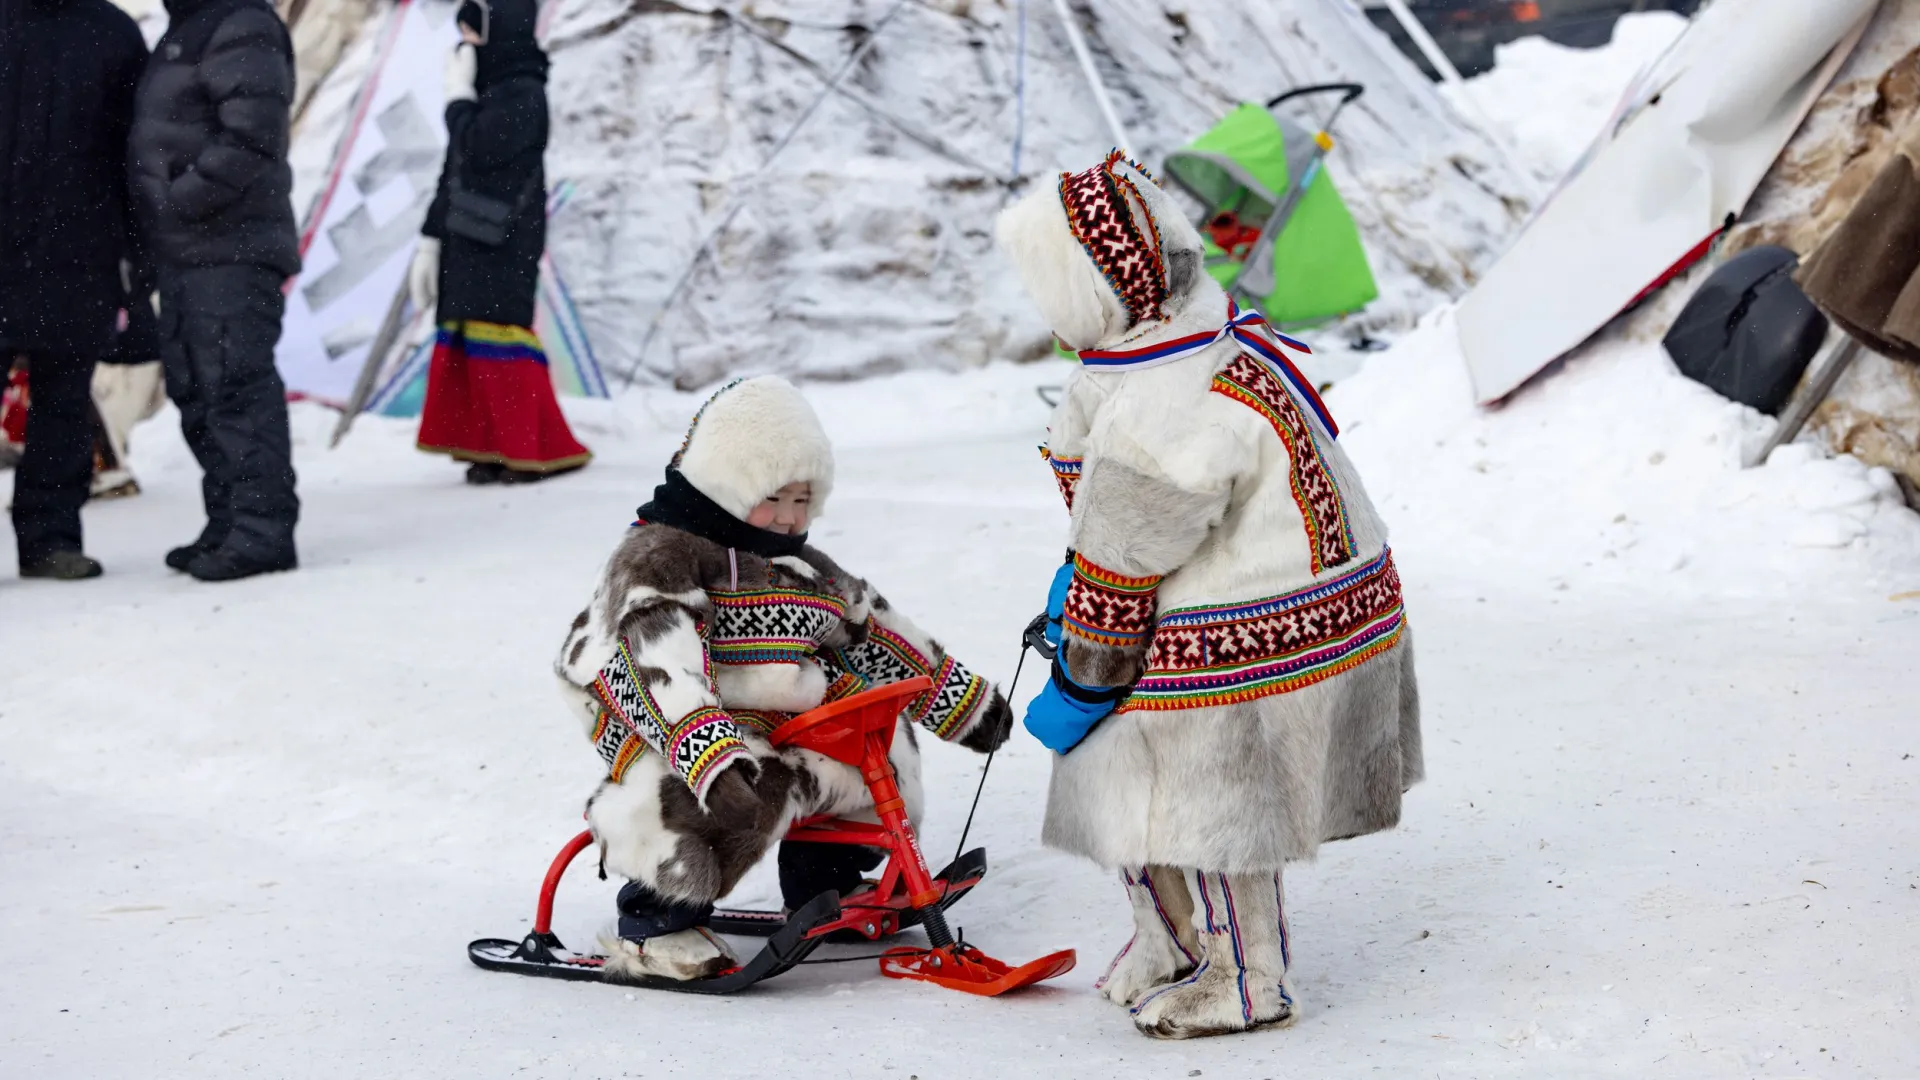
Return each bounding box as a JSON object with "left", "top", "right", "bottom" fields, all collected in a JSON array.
[{"left": 556, "top": 524, "right": 1009, "bottom": 803}]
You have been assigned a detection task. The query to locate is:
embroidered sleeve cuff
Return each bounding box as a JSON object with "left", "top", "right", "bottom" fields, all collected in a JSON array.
[
  {"left": 1040, "top": 445, "right": 1082, "bottom": 511},
  {"left": 1062, "top": 552, "right": 1163, "bottom": 648}
]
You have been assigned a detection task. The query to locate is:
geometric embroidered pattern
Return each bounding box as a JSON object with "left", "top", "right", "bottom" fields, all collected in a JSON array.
[
  {"left": 708, "top": 587, "right": 849, "bottom": 666},
  {"left": 1120, "top": 547, "right": 1405, "bottom": 713},
  {"left": 1062, "top": 552, "right": 1163, "bottom": 649},
  {"left": 1039, "top": 444, "right": 1082, "bottom": 510},
  {"left": 1059, "top": 149, "right": 1170, "bottom": 329},
  {"left": 824, "top": 625, "right": 988, "bottom": 744},
  {"left": 591, "top": 635, "right": 748, "bottom": 800},
  {"left": 911, "top": 655, "right": 990, "bottom": 741},
  {"left": 1213, "top": 352, "right": 1356, "bottom": 574}
]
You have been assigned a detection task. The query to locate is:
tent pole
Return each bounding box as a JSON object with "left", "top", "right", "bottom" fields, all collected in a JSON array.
[
  {"left": 1376, "top": 0, "right": 1536, "bottom": 200},
  {"left": 1011, "top": 0, "right": 1029, "bottom": 182},
  {"left": 1744, "top": 333, "right": 1864, "bottom": 468},
  {"left": 1049, "top": 0, "right": 1131, "bottom": 153},
  {"left": 618, "top": 0, "right": 912, "bottom": 390}
]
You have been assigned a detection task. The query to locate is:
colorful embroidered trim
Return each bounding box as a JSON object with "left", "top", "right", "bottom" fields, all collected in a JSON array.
[
  {"left": 1039, "top": 445, "right": 1082, "bottom": 510},
  {"left": 912, "top": 655, "right": 990, "bottom": 741},
  {"left": 1119, "top": 548, "right": 1405, "bottom": 712},
  {"left": 827, "top": 625, "right": 989, "bottom": 743},
  {"left": 729, "top": 710, "right": 789, "bottom": 738},
  {"left": 1077, "top": 299, "right": 1336, "bottom": 438},
  {"left": 589, "top": 706, "right": 649, "bottom": 784},
  {"left": 1062, "top": 553, "right": 1164, "bottom": 648},
  {"left": 665, "top": 705, "right": 749, "bottom": 797},
  {"left": 590, "top": 635, "right": 748, "bottom": 798},
  {"left": 1212, "top": 352, "right": 1356, "bottom": 574},
  {"left": 707, "top": 588, "right": 849, "bottom": 665},
  {"left": 669, "top": 377, "right": 746, "bottom": 468},
  {"left": 1059, "top": 150, "right": 1170, "bottom": 329},
  {"left": 439, "top": 320, "right": 550, "bottom": 366}
]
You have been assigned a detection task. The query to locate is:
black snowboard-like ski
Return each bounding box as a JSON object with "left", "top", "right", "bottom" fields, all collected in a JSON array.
[{"left": 466, "top": 849, "right": 989, "bottom": 994}]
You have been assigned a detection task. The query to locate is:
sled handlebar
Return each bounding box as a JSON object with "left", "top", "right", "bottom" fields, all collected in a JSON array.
[{"left": 1267, "top": 83, "right": 1365, "bottom": 110}]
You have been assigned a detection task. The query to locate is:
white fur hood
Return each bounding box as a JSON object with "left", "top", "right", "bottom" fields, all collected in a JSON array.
[{"left": 674, "top": 375, "right": 835, "bottom": 521}]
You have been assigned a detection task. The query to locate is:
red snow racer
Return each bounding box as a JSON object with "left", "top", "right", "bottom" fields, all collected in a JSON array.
[{"left": 469, "top": 678, "right": 1076, "bottom": 996}]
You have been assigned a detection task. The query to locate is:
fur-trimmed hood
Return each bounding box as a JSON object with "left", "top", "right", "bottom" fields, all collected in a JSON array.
[
  {"left": 995, "top": 152, "right": 1216, "bottom": 353},
  {"left": 673, "top": 375, "right": 835, "bottom": 521}
]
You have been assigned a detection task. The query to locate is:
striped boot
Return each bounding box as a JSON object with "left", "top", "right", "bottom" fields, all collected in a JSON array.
[
  {"left": 1129, "top": 870, "right": 1298, "bottom": 1040},
  {"left": 1097, "top": 865, "right": 1200, "bottom": 1007}
]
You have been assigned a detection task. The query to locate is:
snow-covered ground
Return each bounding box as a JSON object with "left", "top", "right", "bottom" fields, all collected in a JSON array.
[
  {"left": 7, "top": 11, "right": 1920, "bottom": 1079},
  {"left": 5, "top": 310, "right": 1918, "bottom": 1076}
]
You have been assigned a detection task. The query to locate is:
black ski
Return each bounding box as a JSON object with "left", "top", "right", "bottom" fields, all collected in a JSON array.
[
  {"left": 708, "top": 847, "right": 989, "bottom": 938},
  {"left": 467, "top": 892, "right": 842, "bottom": 993}
]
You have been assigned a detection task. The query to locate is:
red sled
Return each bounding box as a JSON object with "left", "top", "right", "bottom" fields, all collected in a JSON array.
[{"left": 468, "top": 678, "right": 1076, "bottom": 996}]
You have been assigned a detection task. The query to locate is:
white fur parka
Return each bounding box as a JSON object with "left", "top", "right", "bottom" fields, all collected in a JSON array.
[{"left": 999, "top": 154, "right": 1422, "bottom": 873}]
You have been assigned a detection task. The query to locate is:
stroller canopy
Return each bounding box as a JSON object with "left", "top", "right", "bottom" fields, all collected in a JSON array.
[{"left": 1163, "top": 103, "right": 1377, "bottom": 329}]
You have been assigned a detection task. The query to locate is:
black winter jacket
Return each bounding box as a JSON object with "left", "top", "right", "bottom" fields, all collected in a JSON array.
[
  {"left": 422, "top": 76, "right": 548, "bottom": 328},
  {"left": 0, "top": 0, "right": 149, "bottom": 354},
  {"left": 128, "top": 0, "right": 299, "bottom": 275}
]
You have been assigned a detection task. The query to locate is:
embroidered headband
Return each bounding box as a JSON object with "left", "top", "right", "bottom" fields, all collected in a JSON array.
[{"left": 1058, "top": 149, "right": 1170, "bottom": 329}]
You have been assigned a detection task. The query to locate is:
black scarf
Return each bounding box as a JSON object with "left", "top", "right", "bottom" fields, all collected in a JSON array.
[{"left": 635, "top": 468, "right": 808, "bottom": 558}]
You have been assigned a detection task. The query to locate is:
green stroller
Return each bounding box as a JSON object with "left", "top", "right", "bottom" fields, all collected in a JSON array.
[{"left": 1162, "top": 84, "right": 1378, "bottom": 329}]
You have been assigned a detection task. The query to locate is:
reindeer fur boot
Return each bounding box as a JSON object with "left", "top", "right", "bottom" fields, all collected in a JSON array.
[{"left": 1129, "top": 870, "right": 1299, "bottom": 1040}]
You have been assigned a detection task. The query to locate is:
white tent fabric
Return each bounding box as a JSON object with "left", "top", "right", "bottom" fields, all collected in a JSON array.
[{"left": 1454, "top": 0, "right": 1878, "bottom": 404}]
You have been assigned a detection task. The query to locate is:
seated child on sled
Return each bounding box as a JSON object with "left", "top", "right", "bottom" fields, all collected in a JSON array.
[{"left": 554, "top": 376, "right": 1013, "bottom": 982}]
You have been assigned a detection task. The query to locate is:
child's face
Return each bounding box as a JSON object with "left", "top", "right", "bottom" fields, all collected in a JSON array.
[{"left": 747, "top": 482, "right": 812, "bottom": 535}]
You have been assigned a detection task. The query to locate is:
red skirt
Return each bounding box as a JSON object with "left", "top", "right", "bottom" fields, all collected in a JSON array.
[{"left": 416, "top": 322, "right": 591, "bottom": 472}]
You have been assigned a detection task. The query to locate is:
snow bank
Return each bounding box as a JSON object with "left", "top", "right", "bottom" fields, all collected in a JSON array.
[
  {"left": 1332, "top": 304, "right": 1920, "bottom": 601},
  {"left": 1442, "top": 12, "right": 1688, "bottom": 183}
]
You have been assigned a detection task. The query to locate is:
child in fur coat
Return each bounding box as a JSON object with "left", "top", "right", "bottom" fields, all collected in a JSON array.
[
  {"left": 553, "top": 375, "right": 1013, "bottom": 983},
  {"left": 999, "top": 153, "right": 1423, "bottom": 1039}
]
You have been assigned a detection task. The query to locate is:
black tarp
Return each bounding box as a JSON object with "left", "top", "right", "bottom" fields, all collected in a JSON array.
[{"left": 1662, "top": 245, "right": 1829, "bottom": 416}]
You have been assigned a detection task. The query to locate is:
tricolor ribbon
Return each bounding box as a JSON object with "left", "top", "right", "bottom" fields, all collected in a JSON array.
[{"left": 1074, "top": 299, "right": 1338, "bottom": 438}]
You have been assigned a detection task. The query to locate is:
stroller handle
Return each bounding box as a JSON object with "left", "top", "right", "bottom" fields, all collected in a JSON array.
[{"left": 1266, "top": 83, "right": 1365, "bottom": 110}]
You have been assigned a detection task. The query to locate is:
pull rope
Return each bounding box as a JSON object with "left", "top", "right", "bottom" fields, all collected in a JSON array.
[{"left": 951, "top": 641, "right": 1032, "bottom": 865}]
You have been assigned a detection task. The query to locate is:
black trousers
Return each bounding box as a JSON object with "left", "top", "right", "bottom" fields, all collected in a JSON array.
[
  {"left": 157, "top": 264, "right": 299, "bottom": 560},
  {"left": 9, "top": 351, "right": 96, "bottom": 566}
]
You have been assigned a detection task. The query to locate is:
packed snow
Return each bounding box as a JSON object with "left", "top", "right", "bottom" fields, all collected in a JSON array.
[{"left": 5, "top": 11, "right": 1920, "bottom": 1080}]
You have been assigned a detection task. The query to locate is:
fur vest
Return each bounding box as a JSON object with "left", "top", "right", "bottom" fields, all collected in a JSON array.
[{"left": 555, "top": 523, "right": 1007, "bottom": 802}]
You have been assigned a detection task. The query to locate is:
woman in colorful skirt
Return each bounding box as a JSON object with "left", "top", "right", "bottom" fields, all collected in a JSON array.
[{"left": 407, "top": 0, "right": 589, "bottom": 484}]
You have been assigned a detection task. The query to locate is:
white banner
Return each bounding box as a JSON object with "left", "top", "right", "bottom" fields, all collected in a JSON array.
[{"left": 279, "top": 0, "right": 457, "bottom": 405}]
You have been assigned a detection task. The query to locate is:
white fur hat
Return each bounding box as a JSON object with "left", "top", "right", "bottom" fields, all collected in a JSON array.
[{"left": 673, "top": 375, "right": 835, "bottom": 521}]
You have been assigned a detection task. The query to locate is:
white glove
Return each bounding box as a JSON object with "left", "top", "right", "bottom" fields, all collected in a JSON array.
[
  {"left": 408, "top": 238, "right": 441, "bottom": 315},
  {"left": 444, "top": 43, "right": 478, "bottom": 103}
]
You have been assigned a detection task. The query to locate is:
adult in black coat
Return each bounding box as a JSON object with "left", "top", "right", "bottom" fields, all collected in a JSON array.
[
  {"left": 406, "top": 0, "right": 589, "bottom": 485},
  {"left": 412, "top": 0, "right": 550, "bottom": 328},
  {"left": 1, "top": 0, "right": 148, "bottom": 580},
  {"left": 129, "top": 0, "right": 302, "bottom": 581}
]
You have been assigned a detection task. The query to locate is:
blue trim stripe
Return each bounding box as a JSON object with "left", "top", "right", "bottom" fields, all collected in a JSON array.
[{"left": 1072, "top": 299, "right": 1338, "bottom": 437}]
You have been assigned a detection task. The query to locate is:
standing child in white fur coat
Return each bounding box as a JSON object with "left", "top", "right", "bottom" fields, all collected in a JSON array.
[{"left": 999, "top": 152, "right": 1423, "bottom": 1039}]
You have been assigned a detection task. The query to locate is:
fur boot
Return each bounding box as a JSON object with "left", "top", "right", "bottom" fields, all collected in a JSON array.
[
  {"left": 1130, "top": 870, "right": 1298, "bottom": 1040},
  {"left": 598, "top": 926, "right": 737, "bottom": 983},
  {"left": 1097, "top": 865, "right": 1200, "bottom": 1007}
]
